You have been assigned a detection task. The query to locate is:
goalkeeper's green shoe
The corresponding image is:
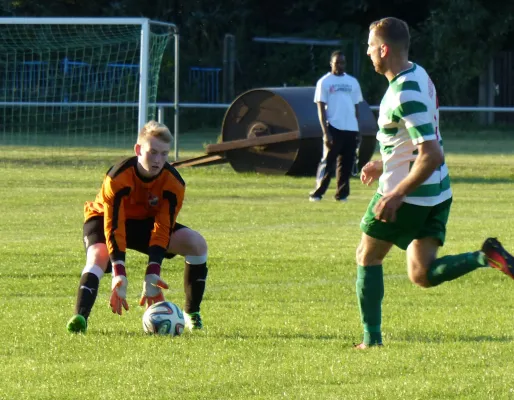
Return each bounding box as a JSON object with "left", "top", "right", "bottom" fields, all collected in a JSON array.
[
  {"left": 67, "top": 314, "right": 87, "bottom": 334},
  {"left": 184, "top": 312, "right": 203, "bottom": 331}
]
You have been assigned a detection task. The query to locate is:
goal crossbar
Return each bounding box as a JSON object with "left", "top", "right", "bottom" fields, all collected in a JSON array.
[{"left": 0, "top": 17, "right": 176, "bottom": 29}]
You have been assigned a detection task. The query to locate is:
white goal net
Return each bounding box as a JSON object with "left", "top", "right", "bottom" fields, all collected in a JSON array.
[{"left": 0, "top": 18, "right": 174, "bottom": 152}]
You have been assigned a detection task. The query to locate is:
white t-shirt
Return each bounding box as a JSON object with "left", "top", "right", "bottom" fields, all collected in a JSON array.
[{"left": 313, "top": 72, "right": 363, "bottom": 131}]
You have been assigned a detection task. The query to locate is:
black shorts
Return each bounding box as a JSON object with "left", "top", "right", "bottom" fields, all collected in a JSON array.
[{"left": 83, "top": 216, "right": 187, "bottom": 264}]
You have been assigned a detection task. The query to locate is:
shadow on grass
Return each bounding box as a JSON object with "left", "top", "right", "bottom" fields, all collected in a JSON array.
[
  {"left": 93, "top": 330, "right": 146, "bottom": 337},
  {"left": 450, "top": 176, "right": 514, "bottom": 184},
  {"left": 396, "top": 333, "right": 513, "bottom": 343},
  {"left": 0, "top": 157, "right": 122, "bottom": 168},
  {"left": 4, "top": 271, "right": 79, "bottom": 279},
  {"left": 210, "top": 332, "right": 344, "bottom": 341}
]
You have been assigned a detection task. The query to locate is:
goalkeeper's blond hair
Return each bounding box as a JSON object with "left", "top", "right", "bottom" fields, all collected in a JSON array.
[{"left": 137, "top": 120, "right": 173, "bottom": 144}]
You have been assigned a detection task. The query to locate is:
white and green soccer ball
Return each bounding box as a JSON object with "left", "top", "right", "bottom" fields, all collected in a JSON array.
[{"left": 142, "top": 301, "right": 185, "bottom": 336}]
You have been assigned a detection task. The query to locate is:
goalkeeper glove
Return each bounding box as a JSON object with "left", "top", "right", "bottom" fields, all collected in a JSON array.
[
  {"left": 139, "top": 263, "right": 169, "bottom": 308},
  {"left": 110, "top": 264, "right": 129, "bottom": 315}
]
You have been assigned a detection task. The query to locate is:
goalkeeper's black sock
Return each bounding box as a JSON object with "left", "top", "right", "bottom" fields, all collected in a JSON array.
[
  {"left": 75, "top": 269, "right": 102, "bottom": 319},
  {"left": 184, "top": 261, "right": 208, "bottom": 314}
]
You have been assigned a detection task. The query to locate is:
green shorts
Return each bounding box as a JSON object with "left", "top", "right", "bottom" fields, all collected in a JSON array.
[{"left": 360, "top": 192, "right": 453, "bottom": 250}]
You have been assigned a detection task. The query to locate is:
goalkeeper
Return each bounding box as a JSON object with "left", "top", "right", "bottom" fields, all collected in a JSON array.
[{"left": 67, "top": 121, "right": 208, "bottom": 333}]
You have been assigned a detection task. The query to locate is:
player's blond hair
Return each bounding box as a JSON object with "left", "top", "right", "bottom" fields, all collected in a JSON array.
[
  {"left": 137, "top": 120, "right": 173, "bottom": 144},
  {"left": 369, "top": 17, "right": 410, "bottom": 54}
]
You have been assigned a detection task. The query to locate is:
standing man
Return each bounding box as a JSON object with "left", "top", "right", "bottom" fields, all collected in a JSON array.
[
  {"left": 310, "top": 50, "right": 363, "bottom": 202},
  {"left": 67, "top": 121, "right": 208, "bottom": 334},
  {"left": 355, "top": 17, "right": 514, "bottom": 348}
]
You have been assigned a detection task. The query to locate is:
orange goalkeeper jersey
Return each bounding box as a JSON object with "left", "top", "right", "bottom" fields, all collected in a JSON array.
[{"left": 84, "top": 156, "right": 185, "bottom": 263}]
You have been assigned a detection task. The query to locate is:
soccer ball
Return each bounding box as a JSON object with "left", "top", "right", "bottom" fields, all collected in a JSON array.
[{"left": 142, "top": 301, "right": 185, "bottom": 336}]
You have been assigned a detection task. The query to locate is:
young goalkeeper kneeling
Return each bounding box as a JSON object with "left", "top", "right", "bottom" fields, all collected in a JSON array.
[{"left": 67, "top": 121, "right": 208, "bottom": 333}]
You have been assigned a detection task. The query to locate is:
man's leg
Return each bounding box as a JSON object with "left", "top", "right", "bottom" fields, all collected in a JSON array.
[
  {"left": 68, "top": 244, "right": 109, "bottom": 333},
  {"left": 334, "top": 131, "right": 358, "bottom": 200},
  {"left": 74, "top": 245, "right": 109, "bottom": 316},
  {"left": 406, "top": 198, "right": 490, "bottom": 288},
  {"left": 311, "top": 129, "right": 340, "bottom": 200},
  {"left": 407, "top": 237, "right": 488, "bottom": 288},
  {"left": 355, "top": 233, "right": 393, "bottom": 347},
  {"left": 168, "top": 227, "right": 208, "bottom": 331}
]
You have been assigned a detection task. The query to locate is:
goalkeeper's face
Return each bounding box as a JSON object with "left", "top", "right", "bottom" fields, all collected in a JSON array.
[{"left": 135, "top": 136, "right": 170, "bottom": 178}]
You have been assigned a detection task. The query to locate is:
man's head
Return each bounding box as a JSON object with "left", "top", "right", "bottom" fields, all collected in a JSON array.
[
  {"left": 134, "top": 120, "right": 173, "bottom": 178},
  {"left": 330, "top": 50, "right": 346, "bottom": 76},
  {"left": 367, "top": 17, "right": 410, "bottom": 75}
]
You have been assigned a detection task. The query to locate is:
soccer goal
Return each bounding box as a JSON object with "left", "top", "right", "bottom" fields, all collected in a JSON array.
[{"left": 0, "top": 17, "right": 177, "bottom": 150}]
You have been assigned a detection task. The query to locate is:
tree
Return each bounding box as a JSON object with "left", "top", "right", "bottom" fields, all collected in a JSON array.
[{"left": 413, "top": 0, "right": 514, "bottom": 105}]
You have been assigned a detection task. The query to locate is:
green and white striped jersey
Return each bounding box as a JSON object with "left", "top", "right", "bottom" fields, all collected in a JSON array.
[{"left": 377, "top": 63, "right": 452, "bottom": 206}]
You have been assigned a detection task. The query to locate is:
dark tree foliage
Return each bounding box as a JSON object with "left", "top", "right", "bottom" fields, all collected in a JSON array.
[{"left": 2, "top": 0, "right": 513, "bottom": 124}]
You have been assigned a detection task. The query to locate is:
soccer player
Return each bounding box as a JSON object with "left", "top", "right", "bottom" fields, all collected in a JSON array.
[
  {"left": 67, "top": 121, "right": 208, "bottom": 334},
  {"left": 309, "top": 50, "right": 363, "bottom": 202},
  {"left": 355, "top": 17, "right": 514, "bottom": 348}
]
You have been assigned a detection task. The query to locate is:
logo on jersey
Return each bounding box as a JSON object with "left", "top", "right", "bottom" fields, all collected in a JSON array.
[
  {"left": 428, "top": 77, "right": 434, "bottom": 99},
  {"left": 329, "top": 83, "right": 353, "bottom": 93},
  {"left": 148, "top": 193, "right": 159, "bottom": 207}
]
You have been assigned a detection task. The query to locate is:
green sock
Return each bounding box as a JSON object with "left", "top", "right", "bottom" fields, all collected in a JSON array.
[
  {"left": 356, "top": 265, "right": 384, "bottom": 346},
  {"left": 426, "top": 251, "right": 487, "bottom": 287}
]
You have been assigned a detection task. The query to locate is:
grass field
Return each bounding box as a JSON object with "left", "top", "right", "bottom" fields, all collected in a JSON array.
[{"left": 1, "top": 130, "right": 514, "bottom": 399}]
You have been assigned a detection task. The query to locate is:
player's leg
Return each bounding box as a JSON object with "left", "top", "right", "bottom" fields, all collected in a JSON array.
[
  {"left": 355, "top": 233, "right": 393, "bottom": 348},
  {"left": 406, "top": 198, "right": 489, "bottom": 288},
  {"left": 334, "top": 131, "right": 358, "bottom": 201},
  {"left": 310, "top": 126, "right": 339, "bottom": 201},
  {"left": 356, "top": 192, "right": 416, "bottom": 348},
  {"left": 167, "top": 226, "right": 208, "bottom": 330},
  {"left": 67, "top": 217, "right": 109, "bottom": 333},
  {"left": 407, "top": 238, "right": 487, "bottom": 288}
]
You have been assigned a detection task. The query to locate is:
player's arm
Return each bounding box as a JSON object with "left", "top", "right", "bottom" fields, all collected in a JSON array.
[
  {"left": 391, "top": 90, "right": 443, "bottom": 197},
  {"left": 102, "top": 178, "right": 131, "bottom": 315},
  {"left": 374, "top": 92, "right": 441, "bottom": 222},
  {"left": 360, "top": 160, "right": 383, "bottom": 186},
  {"left": 139, "top": 175, "right": 185, "bottom": 308}
]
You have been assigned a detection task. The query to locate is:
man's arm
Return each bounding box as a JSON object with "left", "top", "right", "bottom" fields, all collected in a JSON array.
[
  {"left": 140, "top": 178, "right": 185, "bottom": 308},
  {"left": 353, "top": 80, "right": 363, "bottom": 124},
  {"left": 373, "top": 140, "right": 443, "bottom": 222},
  {"left": 102, "top": 185, "right": 129, "bottom": 265},
  {"left": 316, "top": 102, "right": 332, "bottom": 145},
  {"left": 102, "top": 178, "right": 131, "bottom": 315},
  {"left": 360, "top": 159, "right": 383, "bottom": 186}
]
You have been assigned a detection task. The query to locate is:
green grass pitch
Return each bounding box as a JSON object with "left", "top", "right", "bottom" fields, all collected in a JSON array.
[{"left": 1, "top": 130, "right": 514, "bottom": 399}]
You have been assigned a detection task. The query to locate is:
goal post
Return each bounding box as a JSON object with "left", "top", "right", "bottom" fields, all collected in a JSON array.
[{"left": 0, "top": 17, "right": 178, "bottom": 150}]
